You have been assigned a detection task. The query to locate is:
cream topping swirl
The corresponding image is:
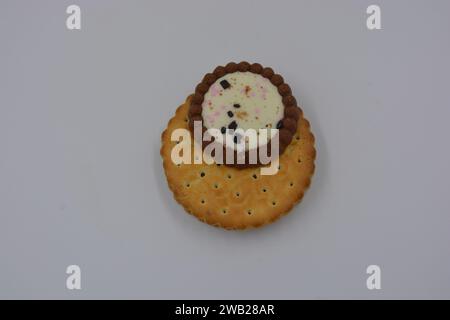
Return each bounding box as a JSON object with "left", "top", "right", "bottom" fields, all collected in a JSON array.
[{"left": 202, "top": 72, "right": 284, "bottom": 132}]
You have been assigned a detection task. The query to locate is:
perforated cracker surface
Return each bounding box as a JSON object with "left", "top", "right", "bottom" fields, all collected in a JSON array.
[{"left": 161, "top": 96, "right": 316, "bottom": 230}]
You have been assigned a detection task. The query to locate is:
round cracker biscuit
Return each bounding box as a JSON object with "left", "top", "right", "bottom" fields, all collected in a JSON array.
[{"left": 161, "top": 95, "right": 316, "bottom": 230}]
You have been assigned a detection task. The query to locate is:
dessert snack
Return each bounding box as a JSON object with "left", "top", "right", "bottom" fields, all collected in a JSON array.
[
  {"left": 160, "top": 62, "right": 316, "bottom": 229},
  {"left": 161, "top": 62, "right": 316, "bottom": 230}
]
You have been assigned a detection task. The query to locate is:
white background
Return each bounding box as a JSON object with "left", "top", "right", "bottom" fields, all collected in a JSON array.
[{"left": 1, "top": 0, "right": 450, "bottom": 299}]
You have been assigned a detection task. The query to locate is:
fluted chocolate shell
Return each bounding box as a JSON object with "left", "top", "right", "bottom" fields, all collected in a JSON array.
[{"left": 188, "top": 61, "right": 302, "bottom": 168}]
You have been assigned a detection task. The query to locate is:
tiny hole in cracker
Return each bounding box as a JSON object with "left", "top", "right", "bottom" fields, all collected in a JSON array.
[
  {"left": 200, "top": 172, "right": 205, "bottom": 177},
  {"left": 252, "top": 174, "right": 258, "bottom": 180}
]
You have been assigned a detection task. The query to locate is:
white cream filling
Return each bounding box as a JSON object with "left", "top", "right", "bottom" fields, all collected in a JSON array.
[{"left": 202, "top": 72, "right": 284, "bottom": 150}]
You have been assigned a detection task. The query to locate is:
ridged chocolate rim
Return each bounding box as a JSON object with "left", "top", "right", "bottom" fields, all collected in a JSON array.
[{"left": 188, "top": 61, "right": 302, "bottom": 168}]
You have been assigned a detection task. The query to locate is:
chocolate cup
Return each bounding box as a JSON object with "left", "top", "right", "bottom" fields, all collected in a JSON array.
[{"left": 188, "top": 62, "right": 301, "bottom": 168}]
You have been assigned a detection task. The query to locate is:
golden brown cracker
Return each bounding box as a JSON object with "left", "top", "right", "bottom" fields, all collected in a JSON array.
[{"left": 161, "top": 95, "right": 316, "bottom": 230}]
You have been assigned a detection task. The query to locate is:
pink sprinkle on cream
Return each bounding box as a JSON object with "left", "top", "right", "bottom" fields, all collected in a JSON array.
[{"left": 210, "top": 85, "right": 220, "bottom": 97}]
